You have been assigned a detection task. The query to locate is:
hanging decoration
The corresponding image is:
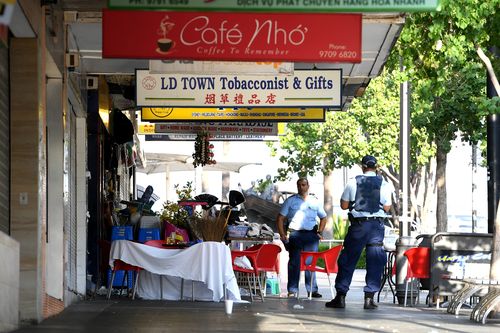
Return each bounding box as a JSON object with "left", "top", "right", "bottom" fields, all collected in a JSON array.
[{"left": 192, "top": 132, "right": 216, "bottom": 167}]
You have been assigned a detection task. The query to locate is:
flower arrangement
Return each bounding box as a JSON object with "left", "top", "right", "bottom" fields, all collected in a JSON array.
[
  {"left": 159, "top": 182, "right": 198, "bottom": 229},
  {"left": 159, "top": 200, "right": 190, "bottom": 229},
  {"left": 192, "top": 132, "right": 216, "bottom": 167}
]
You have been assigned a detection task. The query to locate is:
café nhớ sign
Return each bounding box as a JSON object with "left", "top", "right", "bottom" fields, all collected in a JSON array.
[
  {"left": 108, "top": 0, "right": 440, "bottom": 12},
  {"left": 102, "top": 10, "right": 361, "bottom": 63},
  {"left": 136, "top": 69, "right": 342, "bottom": 108}
]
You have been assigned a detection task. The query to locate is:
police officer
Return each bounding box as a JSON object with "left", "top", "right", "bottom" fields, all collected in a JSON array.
[
  {"left": 277, "top": 178, "right": 327, "bottom": 299},
  {"left": 326, "top": 155, "right": 392, "bottom": 309}
]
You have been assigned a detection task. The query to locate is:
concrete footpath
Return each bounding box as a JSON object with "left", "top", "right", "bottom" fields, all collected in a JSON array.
[{"left": 11, "top": 270, "right": 500, "bottom": 333}]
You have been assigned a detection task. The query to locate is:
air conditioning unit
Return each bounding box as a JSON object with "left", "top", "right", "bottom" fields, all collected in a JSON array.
[
  {"left": 86, "top": 76, "right": 98, "bottom": 90},
  {"left": 65, "top": 53, "right": 79, "bottom": 68}
]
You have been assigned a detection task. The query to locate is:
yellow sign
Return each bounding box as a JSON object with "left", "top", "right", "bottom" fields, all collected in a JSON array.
[{"left": 141, "top": 107, "right": 325, "bottom": 122}]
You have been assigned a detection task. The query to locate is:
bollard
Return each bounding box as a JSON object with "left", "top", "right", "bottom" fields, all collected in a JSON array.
[{"left": 395, "top": 236, "right": 418, "bottom": 305}]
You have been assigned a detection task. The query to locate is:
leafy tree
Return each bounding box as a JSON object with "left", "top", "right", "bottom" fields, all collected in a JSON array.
[
  {"left": 392, "top": 0, "right": 499, "bottom": 232},
  {"left": 274, "top": 71, "right": 435, "bottom": 229},
  {"left": 274, "top": 0, "right": 499, "bottom": 235}
]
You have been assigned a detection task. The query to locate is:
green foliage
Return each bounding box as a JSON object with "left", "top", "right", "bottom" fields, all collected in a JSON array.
[
  {"left": 160, "top": 182, "right": 197, "bottom": 228},
  {"left": 159, "top": 200, "right": 190, "bottom": 229},
  {"left": 318, "top": 243, "right": 366, "bottom": 269},
  {"left": 391, "top": 0, "right": 500, "bottom": 152},
  {"left": 273, "top": 0, "right": 499, "bottom": 229},
  {"left": 256, "top": 177, "right": 273, "bottom": 193},
  {"left": 174, "top": 181, "right": 195, "bottom": 201},
  {"left": 332, "top": 215, "right": 348, "bottom": 241}
]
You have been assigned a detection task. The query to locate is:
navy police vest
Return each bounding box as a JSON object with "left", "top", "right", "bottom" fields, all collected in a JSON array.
[{"left": 353, "top": 175, "right": 383, "bottom": 213}]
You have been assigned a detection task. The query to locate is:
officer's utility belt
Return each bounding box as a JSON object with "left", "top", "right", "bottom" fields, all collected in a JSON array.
[
  {"left": 348, "top": 214, "right": 386, "bottom": 223},
  {"left": 289, "top": 228, "right": 315, "bottom": 233},
  {"left": 289, "top": 225, "right": 318, "bottom": 233}
]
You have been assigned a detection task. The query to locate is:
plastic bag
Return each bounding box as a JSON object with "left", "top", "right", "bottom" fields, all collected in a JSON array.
[{"left": 234, "top": 256, "right": 253, "bottom": 270}]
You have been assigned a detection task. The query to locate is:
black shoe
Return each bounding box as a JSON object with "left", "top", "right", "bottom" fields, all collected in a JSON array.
[
  {"left": 364, "top": 297, "right": 378, "bottom": 309},
  {"left": 308, "top": 291, "right": 322, "bottom": 298},
  {"left": 325, "top": 294, "right": 345, "bottom": 308}
]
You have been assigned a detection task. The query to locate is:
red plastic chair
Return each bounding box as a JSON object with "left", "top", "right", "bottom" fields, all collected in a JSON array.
[
  {"left": 246, "top": 244, "right": 282, "bottom": 297},
  {"left": 231, "top": 247, "right": 264, "bottom": 302},
  {"left": 300, "top": 245, "right": 342, "bottom": 300},
  {"left": 403, "top": 247, "right": 431, "bottom": 307},
  {"left": 106, "top": 259, "right": 143, "bottom": 300},
  {"left": 247, "top": 244, "right": 281, "bottom": 275}
]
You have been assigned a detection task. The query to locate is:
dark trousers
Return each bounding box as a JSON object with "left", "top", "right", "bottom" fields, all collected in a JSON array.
[
  {"left": 334, "top": 219, "right": 386, "bottom": 294},
  {"left": 287, "top": 230, "right": 320, "bottom": 293}
]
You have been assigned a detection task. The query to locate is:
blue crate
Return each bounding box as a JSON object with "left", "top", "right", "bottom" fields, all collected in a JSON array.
[
  {"left": 107, "top": 269, "right": 134, "bottom": 288},
  {"left": 111, "top": 226, "right": 133, "bottom": 240},
  {"left": 138, "top": 228, "right": 160, "bottom": 243}
]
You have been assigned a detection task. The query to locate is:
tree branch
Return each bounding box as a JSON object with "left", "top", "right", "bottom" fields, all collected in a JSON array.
[{"left": 477, "top": 46, "right": 500, "bottom": 96}]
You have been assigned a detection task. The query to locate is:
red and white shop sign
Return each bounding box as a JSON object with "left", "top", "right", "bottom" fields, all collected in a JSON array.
[{"left": 102, "top": 10, "right": 361, "bottom": 63}]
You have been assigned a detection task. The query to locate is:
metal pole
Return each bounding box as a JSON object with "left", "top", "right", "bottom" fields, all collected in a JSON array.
[
  {"left": 396, "top": 60, "right": 413, "bottom": 304},
  {"left": 399, "top": 78, "right": 410, "bottom": 238},
  {"left": 472, "top": 144, "right": 477, "bottom": 233},
  {"left": 487, "top": 46, "right": 499, "bottom": 235}
]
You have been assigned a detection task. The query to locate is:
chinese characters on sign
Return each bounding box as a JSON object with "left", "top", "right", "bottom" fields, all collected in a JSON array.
[{"left": 136, "top": 70, "right": 342, "bottom": 108}]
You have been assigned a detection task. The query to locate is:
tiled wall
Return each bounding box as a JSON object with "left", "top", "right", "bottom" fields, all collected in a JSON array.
[
  {"left": 0, "top": 231, "right": 20, "bottom": 332},
  {"left": 10, "top": 38, "right": 42, "bottom": 323}
]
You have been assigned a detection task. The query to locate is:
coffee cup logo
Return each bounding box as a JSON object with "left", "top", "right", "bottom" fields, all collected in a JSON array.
[
  {"left": 157, "top": 38, "right": 174, "bottom": 53},
  {"left": 156, "top": 15, "right": 175, "bottom": 55}
]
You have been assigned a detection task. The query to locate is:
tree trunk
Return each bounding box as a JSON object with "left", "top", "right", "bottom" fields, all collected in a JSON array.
[
  {"left": 323, "top": 169, "right": 334, "bottom": 239},
  {"left": 436, "top": 144, "right": 448, "bottom": 232},
  {"left": 417, "top": 158, "right": 437, "bottom": 234}
]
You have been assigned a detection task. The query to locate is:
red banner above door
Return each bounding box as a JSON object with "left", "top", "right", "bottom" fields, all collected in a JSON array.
[{"left": 102, "top": 9, "right": 361, "bottom": 63}]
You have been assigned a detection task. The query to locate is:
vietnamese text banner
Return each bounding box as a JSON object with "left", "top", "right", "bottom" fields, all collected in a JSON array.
[
  {"left": 108, "top": 0, "right": 440, "bottom": 12},
  {"left": 141, "top": 107, "right": 325, "bottom": 122},
  {"left": 102, "top": 10, "right": 361, "bottom": 63},
  {"left": 136, "top": 70, "right": 341, "bottom": 108}
]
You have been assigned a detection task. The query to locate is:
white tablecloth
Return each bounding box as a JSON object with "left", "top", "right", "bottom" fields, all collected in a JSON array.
[{"left": 109, "top": 240, "right": 241, "bottom": 302}]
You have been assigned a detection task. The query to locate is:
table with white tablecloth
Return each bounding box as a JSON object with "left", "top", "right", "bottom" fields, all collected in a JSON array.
[{"left": 109, "top": 240, "right": 241, "bottom": 302}]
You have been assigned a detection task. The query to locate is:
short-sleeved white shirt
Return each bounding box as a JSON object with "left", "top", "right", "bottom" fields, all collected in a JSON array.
[{"left": 280, "top": 194, "right": 327, "bottom": 231}]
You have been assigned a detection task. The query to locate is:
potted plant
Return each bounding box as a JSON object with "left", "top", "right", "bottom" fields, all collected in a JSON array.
[{"left": 158, "top": 182, "right": 201, "bottom": 242}]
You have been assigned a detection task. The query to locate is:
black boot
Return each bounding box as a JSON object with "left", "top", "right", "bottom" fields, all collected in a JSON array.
[
  {"left": 364, "top": 293, "right": 378, "bottom": 309},
  {"left": 325, "top": 294, "right": 345, "bottom": 308}
]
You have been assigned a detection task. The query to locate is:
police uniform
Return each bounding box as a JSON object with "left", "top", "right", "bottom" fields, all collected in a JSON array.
[
  {"left": 280, "top": 193, "right": 327, "bottom": 296},
  {"left": 327, "top": 155, "right": 392, "bottom": 309}
]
